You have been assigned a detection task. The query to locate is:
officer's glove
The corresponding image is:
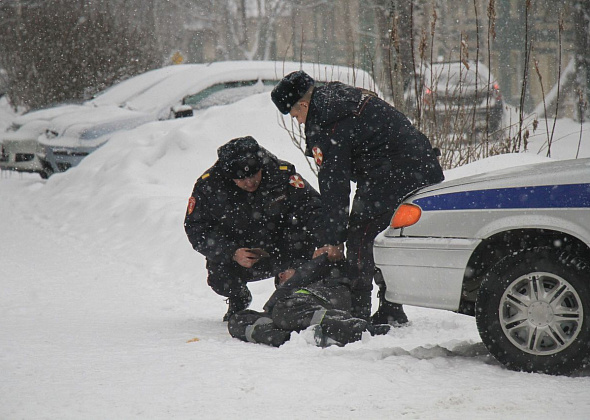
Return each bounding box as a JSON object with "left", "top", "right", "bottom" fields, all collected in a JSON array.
[{"left": 313, "top": 244, "right": 344, "bottom": 262}]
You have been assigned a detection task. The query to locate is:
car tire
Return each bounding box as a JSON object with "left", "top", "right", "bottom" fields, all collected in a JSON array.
[{"left": 476, "top": 247, "right": 590, "bottom": 375}]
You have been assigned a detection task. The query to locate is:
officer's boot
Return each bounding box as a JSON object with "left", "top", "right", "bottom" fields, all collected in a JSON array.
[
  {"left": 371, "top": 268, "right": 409, "bottom": 326},
  {"left": 350, "top": 290, "right": 372, "bottom": 321},
  {"left": 315, "top": 309, "right": 369, "bottom": 346},
  {"left": 248, "top": 321, "right": 291, "bottom": 347},
  {"left": 228, "top": 310, "right": 290, "bottom": 347},
  {"left": 366, "top": 322, "right": 391, "bottom": 336},
  {"left": 371, "top": 288, "right": 409, "bottom": 326},
  {"left": 223, "top": 287, "right": 252, "bottom": 322}
]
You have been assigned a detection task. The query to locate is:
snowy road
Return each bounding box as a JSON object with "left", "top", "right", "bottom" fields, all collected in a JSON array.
[{"left": 2, "top": 173, "right": 589, "bottom": 419}]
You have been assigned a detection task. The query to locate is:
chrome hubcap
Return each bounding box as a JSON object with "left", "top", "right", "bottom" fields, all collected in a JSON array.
[{"left": 499, "top": 272, "right": 583, "bottom": 356}]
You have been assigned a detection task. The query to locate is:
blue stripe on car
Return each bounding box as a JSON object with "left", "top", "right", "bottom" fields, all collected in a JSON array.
[{"left": 414, "top": 184, "right": 590, "bottom": 211}]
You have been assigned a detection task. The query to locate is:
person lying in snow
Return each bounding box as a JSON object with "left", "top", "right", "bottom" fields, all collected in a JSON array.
[{"left": 227, "top": 255, "right": 391, "bottom": 347}]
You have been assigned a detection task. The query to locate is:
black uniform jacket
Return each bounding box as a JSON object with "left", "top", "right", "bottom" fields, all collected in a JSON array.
[
  {"left": 304, "top": 82, "right": 445, "bottom": 245},
  {"left": 184, "top": 148, "right": 322, "bottom": 264}
]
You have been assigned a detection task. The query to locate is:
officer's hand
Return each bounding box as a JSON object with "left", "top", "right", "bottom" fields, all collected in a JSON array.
[
  {"left": 277, "top": 269, "right": 296, "bottom": 285},
  {"left": 313, "top": 244, "right": 344, "bottom": 262},
  {"left": 233, "top": 248, "right": 261, "bottom": 268}
]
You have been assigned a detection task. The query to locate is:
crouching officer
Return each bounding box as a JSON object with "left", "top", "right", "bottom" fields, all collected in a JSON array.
[
  {"left": 271, "top": 71, "right": 444, "bottom": 325},
  {"left": 184, "top": 136, "right": 322, "bottom": 321}
]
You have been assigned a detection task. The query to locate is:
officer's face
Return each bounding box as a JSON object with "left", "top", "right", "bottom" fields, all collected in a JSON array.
[
  {"left": 233, "top": 170, "right": 262, "bottom": 192},
  {"left": 289, "top": 100, "right": 309, "bottom": 125}
]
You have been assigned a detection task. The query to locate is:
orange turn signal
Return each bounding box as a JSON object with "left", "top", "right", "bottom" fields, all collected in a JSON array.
[{"left": 391, "top": 204, "right": 422, "bottom": 229}]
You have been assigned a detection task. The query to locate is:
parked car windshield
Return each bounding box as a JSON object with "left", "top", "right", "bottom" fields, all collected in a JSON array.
[{"left": 88, "top": 65, "right": 190, "bottom": 109}]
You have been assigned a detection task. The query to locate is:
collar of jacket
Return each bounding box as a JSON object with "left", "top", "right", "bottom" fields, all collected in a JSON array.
[{"left": 307, "top": 82, "right": 364, "bottom": 128}]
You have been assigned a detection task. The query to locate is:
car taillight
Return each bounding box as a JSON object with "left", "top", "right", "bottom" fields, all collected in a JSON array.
[
  {"left": 423, "top": 88, "right": 433, "bottom": 105},
  {"left": 391, "top": 204, "right": 422, "bottom": 228},
  {"left": 493, "top": 83, "right": 502, "bottom": 100}
]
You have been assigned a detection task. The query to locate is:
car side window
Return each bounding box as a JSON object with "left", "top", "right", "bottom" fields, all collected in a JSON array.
[{"left": 182, "top": 79, "right": 278, "bottom": 111}]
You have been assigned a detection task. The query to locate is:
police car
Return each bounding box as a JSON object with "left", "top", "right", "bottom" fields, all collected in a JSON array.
[{"left": 374, "top": 157, "right": 590, "bottom": 375}]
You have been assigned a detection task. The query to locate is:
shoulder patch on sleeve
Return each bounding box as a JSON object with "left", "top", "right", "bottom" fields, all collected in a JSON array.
[
  {"left": 187, "top": 197, "right": 197, "bottom": 215},
  {"left": 201, "top": 173, "right": 210, "bottom": 179},
  {"left": 289, "top": 174, "right": 305, "bottom": 189},
  {"left": 279, "top": 165, "right": 289, "bottom": 171},
  {"left": 312, "top": 146, "right": 323, "bottom": 166}
]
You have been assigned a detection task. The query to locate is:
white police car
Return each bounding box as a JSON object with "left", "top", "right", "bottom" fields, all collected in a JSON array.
[{"left": 374, "top": 157, "right": 590, "bottom": 375}]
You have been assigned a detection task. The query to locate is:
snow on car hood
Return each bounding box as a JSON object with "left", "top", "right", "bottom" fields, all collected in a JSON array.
[
  {"left": 2, "top": 104, "right": 88, "bottom": 143},
  {"left": 416, "top": 156, "right": 590, "bottom": 198},
  {"left": 3, "top": 119, "right": 57, "bottom": 142},
  {"left": 9, "top": 104, "right": 85, "bottom": 129},
  {"left": 38, "top": 105, "right": 152, "bottom": 148}
]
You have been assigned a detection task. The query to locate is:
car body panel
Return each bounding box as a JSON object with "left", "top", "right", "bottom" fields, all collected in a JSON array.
[
  {"left": 0, "top": 137, "right": 44, "bottom": 174},
  {"left": 374, "top": 237, "right": 478, "bottom": 310},
  {"left": 374, "top": 157, "right": 590, "bottom": 311},
  {"left": 1, "top": 120, "right": 50, "bottom": 172}
]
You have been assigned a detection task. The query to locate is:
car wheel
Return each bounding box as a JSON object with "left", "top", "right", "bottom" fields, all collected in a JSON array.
[{"left": 476, "top": 247, "right": 590, "bottom": 375}]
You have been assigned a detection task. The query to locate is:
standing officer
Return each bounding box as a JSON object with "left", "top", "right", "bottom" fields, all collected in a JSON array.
[
  {"left": 271, "top": 71, "right": 444, "bottom": 324},
  {"left": 184, "top": 136, "right": 322, "bottom": 321}
]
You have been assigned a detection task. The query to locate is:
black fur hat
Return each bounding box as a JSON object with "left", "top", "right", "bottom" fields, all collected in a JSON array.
[
  {"left": 271, "top": 70, "right": 315, "bottom": 114},
  {"left": 217, "top": 136, "right": 263, "bottom": 179}
]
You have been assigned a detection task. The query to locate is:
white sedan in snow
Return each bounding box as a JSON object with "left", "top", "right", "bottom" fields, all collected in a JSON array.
[
  {"left": 33, "top": 61, "right": 379, "bottom": 176},
  {"left": 0, "top": 104, "right": 82, "bottom": 177},
  {"left": 374, "top": 157, "right": 590, "bottom": 375}
]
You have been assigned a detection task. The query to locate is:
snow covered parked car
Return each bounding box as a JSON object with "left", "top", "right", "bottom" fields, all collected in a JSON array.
[
  {"left": 0, "top": 104, "right": 82, "bottom": 177},
  {"left": 374, "top": 158, "right": 590, "bottom": 375},
  {"left": 405, "top": 60, "right": 504, "bottom": 133},
  {"left": 36, "top": 61, "right": 380, "bottom": 176}
]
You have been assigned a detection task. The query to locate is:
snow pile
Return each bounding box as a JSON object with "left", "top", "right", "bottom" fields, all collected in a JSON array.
[{"left": 33, "top": 94, "right": 317, "bottom": 294}]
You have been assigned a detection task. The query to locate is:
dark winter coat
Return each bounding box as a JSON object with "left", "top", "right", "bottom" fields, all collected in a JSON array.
[
  {"left": 263, "top": 254, "right": 350, "bottom": 313},
  {"left": 184, "top": 148, "right": 322, "bottom": 264},
  {"left": 304, "top": 82, "right": 445, "bottom": 244}
]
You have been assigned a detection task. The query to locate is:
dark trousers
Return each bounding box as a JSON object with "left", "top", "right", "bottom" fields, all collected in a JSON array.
[
  {"left": 227, "top": 310, "right": 291, "bottom": 347},
  {"left": 345, "top": 211, "right": 393, "bottom": 293},
  {"left": 347, "top": 157, "right": 443, "bottom": 295}
]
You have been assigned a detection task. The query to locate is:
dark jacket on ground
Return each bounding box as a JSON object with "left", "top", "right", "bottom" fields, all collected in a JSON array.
[
  {"left": 228, "top": 256, "right": 366, "bottom": 347},
  {"left": 304, "top": 82, "right": 445, "bottom": 244},
  {"left": 263, "top": 255, "right": 349, "bottom": 313},
  {"left": 184, "top": 147, "right": 322, "bottom": 265}
]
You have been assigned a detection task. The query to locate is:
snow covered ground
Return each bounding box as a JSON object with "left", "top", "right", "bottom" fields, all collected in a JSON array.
[{"left": 1, "top": 93, "right": 590, "bottom": 419}]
